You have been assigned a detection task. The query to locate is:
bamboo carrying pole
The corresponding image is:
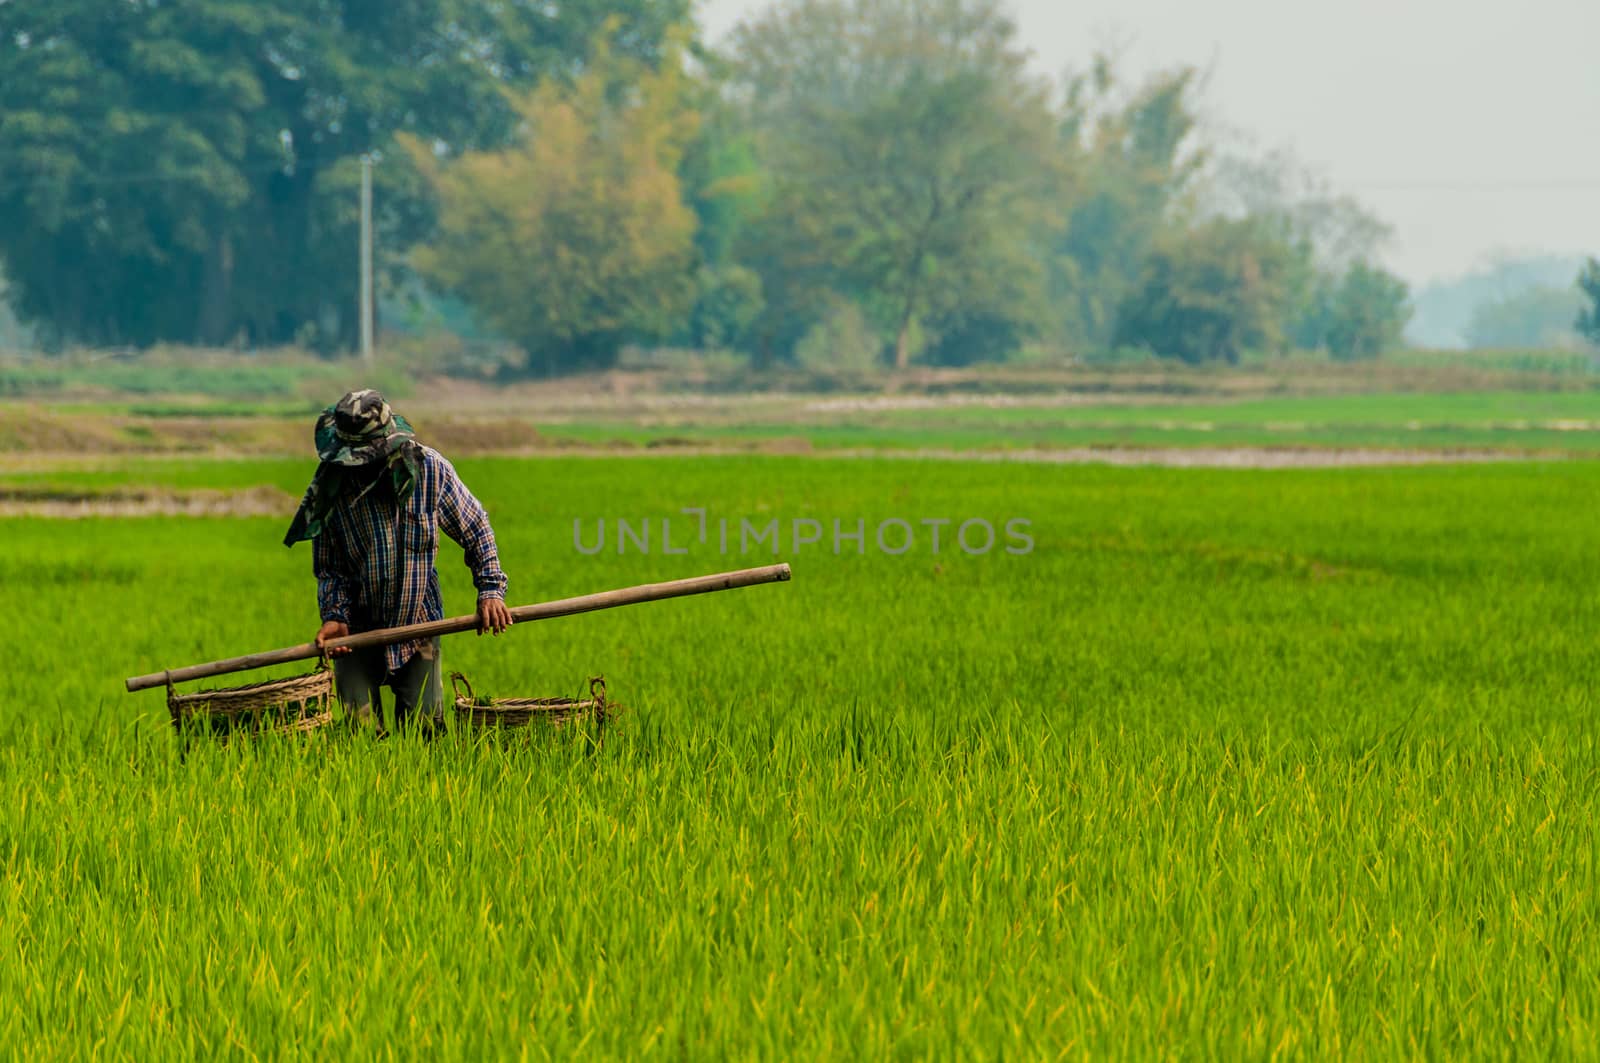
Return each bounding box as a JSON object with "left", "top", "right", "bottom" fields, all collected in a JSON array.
[{"left": 126, "top": 563, "right": 792, "bottom": 693}]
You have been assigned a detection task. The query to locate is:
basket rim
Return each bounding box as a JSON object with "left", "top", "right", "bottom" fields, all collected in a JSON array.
[
  {"left": 448, "top": 672, "right": 606, "bottom": 713},
  {"left": 453, "top": 695, "right": 599, "bottom": 711},
  {"left": 167, "top": 667, "right": 332, "bottom": 705}
]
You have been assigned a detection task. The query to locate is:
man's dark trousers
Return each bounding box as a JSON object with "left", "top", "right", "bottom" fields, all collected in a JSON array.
[{"left": 334, "top": 637, "right": 445, "bottom": 733}]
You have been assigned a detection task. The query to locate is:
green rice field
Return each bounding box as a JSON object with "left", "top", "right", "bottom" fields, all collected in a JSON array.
[
  {"left": 4, "top": 454, "right": 1600, "bottom": 1057},
  {"left": 539, "top": 391, "right": 1600, "bottom": 454},
  {"left": 12, "top": 377, "right": 1600, "bottom": 458}
]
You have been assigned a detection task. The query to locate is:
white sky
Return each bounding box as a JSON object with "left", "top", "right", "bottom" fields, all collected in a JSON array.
[{"left": 696, "top": 0, "right": 1600, "bottom": 286}]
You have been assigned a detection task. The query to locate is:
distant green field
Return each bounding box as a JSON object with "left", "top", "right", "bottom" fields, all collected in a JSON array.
[
  {"left": 4, "top": 455, "right": 1599, "bottom": 1056},
  {"left": 8, "top": 354, "right": 1600, "bottom": 458},
  {"left": 541, "top": 391, "right": 1600, "bottom": 453},
  {"left": 865, "top": 390, "right": 1600, "bottom": 427}
]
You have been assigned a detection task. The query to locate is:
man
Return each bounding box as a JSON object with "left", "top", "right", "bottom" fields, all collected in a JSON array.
[{"left": 284, "top": 390, "right": 514, "bottom": 734}]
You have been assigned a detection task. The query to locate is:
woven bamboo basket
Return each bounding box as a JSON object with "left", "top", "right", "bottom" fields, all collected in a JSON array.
[
  {"left": 166, "top": 665, "right": 335, "bottom": 741},
  {"left": 451, "top": 672, "right": 609, "bottom": 732}
]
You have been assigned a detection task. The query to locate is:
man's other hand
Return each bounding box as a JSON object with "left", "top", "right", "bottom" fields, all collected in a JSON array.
[
  {"left": 316, "top": 620, "right": 352, "bottom": 657},
  {"left": 478, "top": 598, "right": 513, "bottom": 636}
]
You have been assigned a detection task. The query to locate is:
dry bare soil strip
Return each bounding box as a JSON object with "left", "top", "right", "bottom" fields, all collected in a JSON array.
[{"left": 0, "top": 446, "right": 1550, "bottom": 493}]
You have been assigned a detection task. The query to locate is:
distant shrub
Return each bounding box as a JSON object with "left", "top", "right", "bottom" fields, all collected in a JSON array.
[
  {"left": 1326, "top": 263, "right": 1410, "bottom": 361},
  {"left": 795, "top": 300, "right": 883, "bottom": 372}
]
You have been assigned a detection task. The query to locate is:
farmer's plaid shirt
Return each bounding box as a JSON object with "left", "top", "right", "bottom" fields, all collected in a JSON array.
[{"left": 313, "top": 446, "right": 507, "bottom": 674}]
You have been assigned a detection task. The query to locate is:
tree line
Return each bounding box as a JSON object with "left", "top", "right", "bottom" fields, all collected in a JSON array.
[{"left": 0, "top": 0, "right": 1530, "bottom": 371}]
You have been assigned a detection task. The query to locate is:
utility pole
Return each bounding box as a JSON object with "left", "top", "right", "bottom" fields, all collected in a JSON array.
[{"left": 359, "top": 153, "right": 374, "bottom": 362}]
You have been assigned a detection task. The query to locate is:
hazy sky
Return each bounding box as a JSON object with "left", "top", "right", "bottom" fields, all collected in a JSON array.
[{"left": 697, "top": 0, "right": 1600, "bottom": 286}]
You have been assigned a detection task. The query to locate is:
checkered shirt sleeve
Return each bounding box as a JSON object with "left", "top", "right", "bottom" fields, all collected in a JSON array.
[{"left": 436, "top": 456, "right": 508, "bottom": 601}]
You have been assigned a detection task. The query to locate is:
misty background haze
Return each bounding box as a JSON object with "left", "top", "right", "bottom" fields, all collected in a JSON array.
[
  {"left": 702, "top": 0, "right": 1600, "bottom": 287},
  {"left": 700, "top": 0, "right": 1599, "bottom": 348}
]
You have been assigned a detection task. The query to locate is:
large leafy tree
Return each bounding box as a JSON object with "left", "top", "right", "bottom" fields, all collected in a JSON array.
[
  {"left": 1050, "top": 61, "right": 1204, "bottom": 352},
  {"left": 1114, "top": 218, "right": 1298, "bottom": 365},
  {"left": 408, "top": 34, "right": 699, "bottom": 373},
  {"left": 0, "top": 0, "right": 688, "bottom": 349},
  {"left": 1325, "top": 262, "right": 1409, "bottom": 360},
  {"left": 730, "top": 0, "right": 1062, "bottom": 369},
  {"left": 674, "top": 66, "right": 768, "bottom": 353},
  {"left": 1207, "top": 147, "right": 1398, "bottom": 355}
]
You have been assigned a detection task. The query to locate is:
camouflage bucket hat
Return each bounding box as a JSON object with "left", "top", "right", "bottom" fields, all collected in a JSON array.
[{"left": 315, "top": 389, "right": 415, "bottom": 466}]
